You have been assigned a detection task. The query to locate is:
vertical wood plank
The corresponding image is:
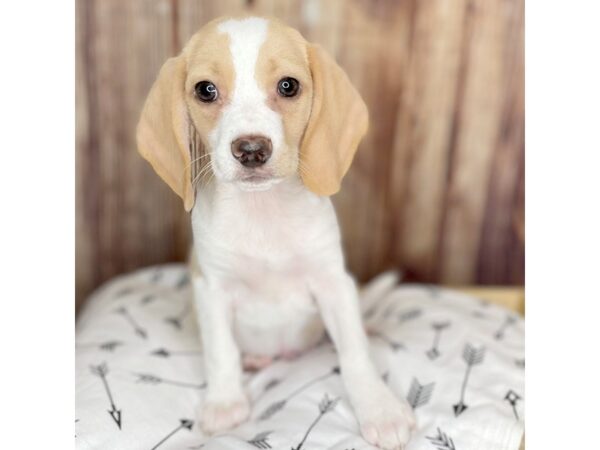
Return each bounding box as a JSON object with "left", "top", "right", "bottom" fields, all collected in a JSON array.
[
  {"left": 438, "top": 0, "right": 521, "bottom": 283},
  {"left": 76, "top": 0, "right": 94, "bottom": 308},
  {"left": 389, "top": 0, "right": 469, "bottom": 282},
  {"left": 476, "top": 1, "right": 524, "bottom": 284},
  {"left": 333, "top": 0, "right": 415, "bottom": 280},
  {"left": 76, "top": 0, "right": 190, "bottom": 309}
]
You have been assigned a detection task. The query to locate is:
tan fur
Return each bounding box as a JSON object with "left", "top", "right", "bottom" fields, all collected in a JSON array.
[
  {"left": 255, "top": 19, "right": 313, "bottom": 178},
  {"left": 183, "top": 19, "right": 235, "bottom": 143},
  {"left": 136, "top": 56, "right": 195, "bottom": 211},
  {"left": 137, "top": 18, "right": 234, "bottom": 212},
  {"left": 300, "top": 44, "right": 369, "bottom": 195}
]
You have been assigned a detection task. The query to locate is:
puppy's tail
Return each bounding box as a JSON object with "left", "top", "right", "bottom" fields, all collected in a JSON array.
[{"left": 359, "top": 270, "right": 402, "bottom": 330}]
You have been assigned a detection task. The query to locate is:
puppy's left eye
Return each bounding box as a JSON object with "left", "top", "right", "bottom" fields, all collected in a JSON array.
[
  {"left": 195, "top": 81, "right": 218, "bottom": 103},
  {"left": 277, "top": 77, "right": 300, "bottom": 97}
]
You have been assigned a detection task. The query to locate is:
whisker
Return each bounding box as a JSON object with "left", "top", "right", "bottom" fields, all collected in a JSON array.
[
  {"left": 185, "top": 153, "right": 213, "bottom": 170},
  {"left": 191, "top": 164, "right": 210, "bottom": 186},
  {"left": 200, "top": 165, "right": 216, "bottom": 189},
  {"left": 202, "top": 170, "right": 215, "bottom": 188},
  {"left": 297, "top": 160, "right": 314, "bottom": 183},
  {"left": 192, "top": 167, "right": 211, "bottom": 187},
  {"left": 198, "top": 163, "right": 213, "bottom": 187},
  {"left": 192, "top": 161, "right": 214, "bottom": 187}
]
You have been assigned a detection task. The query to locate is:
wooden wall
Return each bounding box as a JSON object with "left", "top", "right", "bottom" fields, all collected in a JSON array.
[{"left": 76, "top": 0, "right": 524, "bottom": 309}]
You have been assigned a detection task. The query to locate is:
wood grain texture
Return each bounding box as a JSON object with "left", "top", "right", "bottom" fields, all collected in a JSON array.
[
  {"left": 391, "top": 0, "right": 468, "bottom": 282},
  {"left": 76, "top": 0, "right": 524, "bottom": 309}
]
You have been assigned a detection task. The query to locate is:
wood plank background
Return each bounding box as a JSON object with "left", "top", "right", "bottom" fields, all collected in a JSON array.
[{"left": 76, "top": 0, "right": 524, "bottom": 310}]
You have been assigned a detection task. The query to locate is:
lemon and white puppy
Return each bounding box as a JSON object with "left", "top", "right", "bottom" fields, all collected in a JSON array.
[{"left": 137, "top": 15, "right": 415, "bottom": 450}]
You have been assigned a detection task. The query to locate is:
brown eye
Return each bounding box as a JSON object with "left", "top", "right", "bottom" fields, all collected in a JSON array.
[
  {"left": 277, "top": 77, "right": 299, "bottom": 97},
  {"left": 195, "top": 81, "right": 218, "bottom": 102}
]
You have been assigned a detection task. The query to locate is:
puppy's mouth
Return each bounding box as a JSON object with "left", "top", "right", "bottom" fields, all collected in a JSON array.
[
  {"left": 235, "top": 171, "right": 283, "bottom": 191},
  {"left": 240, "top": 174, "right": 272, "bottom": 183}
]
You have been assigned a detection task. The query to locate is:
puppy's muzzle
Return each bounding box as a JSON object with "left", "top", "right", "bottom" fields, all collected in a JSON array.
[{"left": 231, "top": 136, "right": 272, "bottom": 168}]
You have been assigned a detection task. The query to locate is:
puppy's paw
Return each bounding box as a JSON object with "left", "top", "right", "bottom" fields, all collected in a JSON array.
[
  {"left": 199, "top": 392, "right": 250, "bottom": 434},
  {"left": 356, "top": 389, "right": 416, "bottom": 450}
]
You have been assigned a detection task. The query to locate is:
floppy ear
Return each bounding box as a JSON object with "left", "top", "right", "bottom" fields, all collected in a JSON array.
[
  {"left": 136, "top": 56, "right": 195, "bottom": 212},
  {"left": 300, "top": 44, "right": 369, "bottom": 196}
]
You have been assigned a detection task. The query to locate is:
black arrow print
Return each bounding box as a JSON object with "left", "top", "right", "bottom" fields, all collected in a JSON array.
[
  {"left": 515, "top": 358, "right": 525, "bottom": 369},
  {"left": 140, "top": 294, "right": 156, "bottom": 305},
  {"left": 382, "top": 304, "right": 397, "bottom": 318},
  {"left": 115, "top": 287, "right": 134, "bottom": 298},
  {"left": 494, "top": 315, "right": 518, "bottom": 340},
  {"left": 115, "top": 307, "right": 147, "bottom": 339},
  {"left": 406, "top": 377, "right": 435, "bottom": 409},
  {"left": 165, "top": 303, "right": 192, "bottom": 330},
  {"left": 77, "top": 340, "right": 124, "bottom": 352},
  {"left": 363, "top": 305, "right": 378, "bottom": 320},
  {"left": 90, "top": 363, "right": 122, "bottom": 430},
  {"left": 150, "top": 418, "right": 193, "bottom": 450},
  {"left": 134, "top": 372, "right": 207, "bottom": 390},
  {"left": 248, "top": 431, "right": 273, "bottom": 449},
  {"left": 372, "top": 331, "right": 405, "bottom": 351},
  {"left": 150, "top": 348, "right": 202, "bottom": 358},
  {"left": 426, "top": 427, "right": 456, "bottom": 450},
  {"left": 453, "top": 343, "right": 485, "bottom": 416},
  {"left": 426, "top": 322, "right": 451, "bottom": 360},
  {"left": 175, "top": 273, "right": 190, "bottom": 290},
  {"left": 398, "top": 308, "right": 423, "bottom": 323},
  {"left": 504, "top": 390, "right": 522, "bottom": 420},
  {"left": 264, "top": 378, "right": 281, "bottom": 392},
  {"left": 291, "top": 394, "right": 339, "bottom": 450},
  {"left": 258, "top": 366, "right": 340, "bottom": 420},
  {"left": 426, "top": 284, "right": 441, "bottom": 298},
  {"left": 151, "top": 268, "right": 163, "bottom": 282},
  {"left": 472, "top": 310, "right": 488, "bottom": 319},
  {"left": 252, "top": 378, "right": 283, "bottom": 404}
]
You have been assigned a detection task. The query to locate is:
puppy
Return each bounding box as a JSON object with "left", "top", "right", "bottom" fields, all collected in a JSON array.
[{"left": 137, "top": 16, "right": 415, "bottom": 450}]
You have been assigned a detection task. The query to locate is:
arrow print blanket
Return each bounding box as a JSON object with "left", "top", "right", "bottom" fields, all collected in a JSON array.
[{"left": 76, "top": 265, "right": 524, "bottom": 450}]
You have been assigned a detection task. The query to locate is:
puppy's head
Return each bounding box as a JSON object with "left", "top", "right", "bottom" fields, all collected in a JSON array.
[{"left": 137, "top": 16, "right": 368, "bottom": 211}]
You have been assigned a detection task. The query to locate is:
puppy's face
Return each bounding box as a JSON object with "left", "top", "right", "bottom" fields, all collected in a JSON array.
[
  {"left": 184, "top": 17, "right": 312, "bottom": 191},
  {"left": 137, "top": 16, "right": 368, "bottom": 211}
]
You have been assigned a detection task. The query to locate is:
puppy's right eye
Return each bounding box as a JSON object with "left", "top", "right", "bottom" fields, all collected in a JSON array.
[
  {"left": 195, "top": 81, "right": 218, "bottom": 103},
  {"left": 277, "top": 77, "right": 300, "bottom": 97}
]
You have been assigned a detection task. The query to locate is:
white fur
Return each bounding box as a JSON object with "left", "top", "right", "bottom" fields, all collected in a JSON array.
[
  {"left": 210, "top": 18, "right": 286, "bottom": 191},
  {"left": 191, "top": 18, "right": 415, "bottom": 449}
]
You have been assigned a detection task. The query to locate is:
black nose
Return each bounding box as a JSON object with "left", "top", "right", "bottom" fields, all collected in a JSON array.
[{"left": 231, "top": 136, "right": 272, "bottom": 168}]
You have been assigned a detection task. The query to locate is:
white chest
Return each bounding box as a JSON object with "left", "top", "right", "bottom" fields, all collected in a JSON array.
[
  {"left": 192, "top": 179, "right": 342, "bottom": 274},
  {"left": 190, "top": 179, "right": 342, "bottom": 356}
]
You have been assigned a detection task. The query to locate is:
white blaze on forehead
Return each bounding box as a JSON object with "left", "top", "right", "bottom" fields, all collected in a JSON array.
[
  {"left": 218, "top": 17, "right": 268, "bottom": 103},
  {"left": 210, "top": 17, "right": 286, "bottom": 184}
]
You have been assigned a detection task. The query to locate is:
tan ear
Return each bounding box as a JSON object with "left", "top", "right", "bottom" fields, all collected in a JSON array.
[
  {"left": 136, "top": 56, "right": 195, "bottom": 212},
  {"left": 300, "top": 44, "right": 369, "bottom": 196}
]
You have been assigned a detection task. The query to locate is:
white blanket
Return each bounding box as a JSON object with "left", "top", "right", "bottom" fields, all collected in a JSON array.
[{"left": 76, "top": 265, "right": 524, "bottom": 450}]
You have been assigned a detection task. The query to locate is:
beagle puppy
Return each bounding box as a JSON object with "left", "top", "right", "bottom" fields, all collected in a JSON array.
[{"left": 137, "top": 16, "right": 415, "bottom": 450}]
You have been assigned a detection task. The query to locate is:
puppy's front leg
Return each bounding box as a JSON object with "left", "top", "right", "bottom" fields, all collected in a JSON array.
[
  {"left": 193, "top": 275, "right": 249, "bottom": 433},
  {"left": 311, "top": 270, "right": 416, "bottom": 450}
]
